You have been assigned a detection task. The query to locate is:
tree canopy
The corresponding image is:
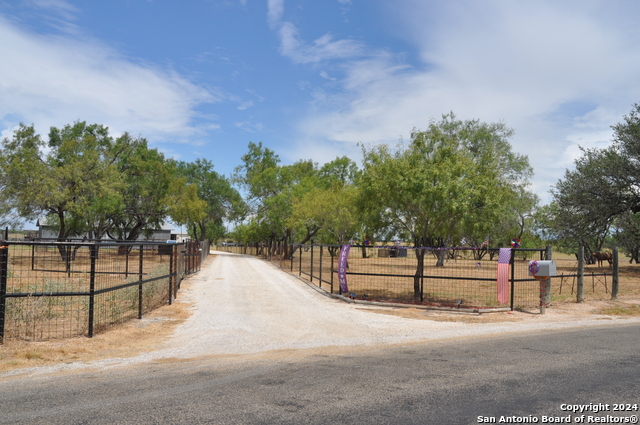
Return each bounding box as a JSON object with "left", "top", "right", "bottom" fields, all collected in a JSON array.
[
  {"left": 360, "top": 113, "right": 533, "bottom": 252},
  {"left": 546, "top": 103, "right": 640, "bottom": 260},
  {"left": 0, "top": 121, "right": 242, "bottom": 245},
  {"left": 0, "top": 112, "right": 544, "bottom": 264},
  {"left": 174, "top": 158, "right": 246, "bottom": 242},
  {"left": 0, "top": 122, "right": 125, "bottom": 240}
]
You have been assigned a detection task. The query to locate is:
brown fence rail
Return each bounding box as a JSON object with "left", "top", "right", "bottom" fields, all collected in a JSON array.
[{"left": 0, "top": 240, "right": 208, "bottom": 343}]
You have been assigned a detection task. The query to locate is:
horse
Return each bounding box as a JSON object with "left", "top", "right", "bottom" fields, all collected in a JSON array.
[{"left": 591, "top": 251, "right": 612, "bottom": 267}]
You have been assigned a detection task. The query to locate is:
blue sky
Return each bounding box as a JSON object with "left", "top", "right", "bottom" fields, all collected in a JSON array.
[{"left": 2, "top": 0, "right": 640, "bottom": 206}]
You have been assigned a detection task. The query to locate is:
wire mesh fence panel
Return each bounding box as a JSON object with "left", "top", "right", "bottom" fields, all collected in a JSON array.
[
  {"left": 0, "top": 241, "right": 195, "bottom": 342},
  {"left": 91, "top": 244, "right": 172, "bottom": 334},
  {"left": 210, "top": 243, "right": 558, "bottom": 310},
  {"left": 318, "top": 247, "right": 339, "bottom": 292},
  {"left": 297, "top": 245, "right": 548, "bottom": 309},
  {"left": 4, "top": 295, "right": 89, "bottom": 341},
  {"left": 511, "top": 259, "right": 544, "bottom": 309},
  {"left": 4, "top": 244, "right": 91, "bottom": 340},
  {"left": 265, "top": 241, "right": 289, "bottom": 271},
  {"left": 295, "top": 245, "right": 334, "bottom": 291},
  {"left": 341, "top": 247, "right": 503, "bottom": 307}
]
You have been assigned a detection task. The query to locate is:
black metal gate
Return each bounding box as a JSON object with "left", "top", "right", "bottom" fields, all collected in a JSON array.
[{"left": 184, "top": 241, "right": 207, "bottom": 275}]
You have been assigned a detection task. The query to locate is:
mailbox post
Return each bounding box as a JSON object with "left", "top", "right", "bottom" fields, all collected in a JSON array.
[{"left": 528, "top": 260, "right": 556, "bottom": 314}]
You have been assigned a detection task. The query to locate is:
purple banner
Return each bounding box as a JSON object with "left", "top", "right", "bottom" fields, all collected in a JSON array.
[
  {"left": 496, "top": 248, "right": 511, "bottom": 304},
  {"left": 338, "top": 244, "right": 350, "bottom": 294}
]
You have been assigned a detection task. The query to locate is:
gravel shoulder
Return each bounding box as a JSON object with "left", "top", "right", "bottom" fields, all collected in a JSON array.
[{"left": 3, "top": 250, "right": 639, "bottom": 378}]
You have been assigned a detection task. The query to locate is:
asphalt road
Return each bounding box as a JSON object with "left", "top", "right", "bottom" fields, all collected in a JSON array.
[{"left": 1, "top": 324, "right": 639, "bottom": 425}]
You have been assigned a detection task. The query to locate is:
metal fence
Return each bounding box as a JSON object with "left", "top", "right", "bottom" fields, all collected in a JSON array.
[
  {"left": 215, "top": 243, "right": 617, "bottom": 312},
  {"left": 0, "top": 240, "right": 209, "bottom": 343},
  {"left": 548, "top": 247, "right": 620, "bottom": 302}
]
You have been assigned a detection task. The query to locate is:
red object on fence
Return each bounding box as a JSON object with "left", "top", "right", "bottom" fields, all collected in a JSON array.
[{"left": 496, "top": 248, "right": 511, "bottom": 304}]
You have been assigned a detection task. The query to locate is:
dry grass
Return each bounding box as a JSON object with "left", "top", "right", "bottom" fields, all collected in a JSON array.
[
  {"left": 0, "top": 277, "right": 194, "bottom": 373},
  {"left": 3, "top": 244, "right": 177, "bottom": 341},
  {"left": 358, "top": 306, "right": 524, "bottom": 323},
  {"left": 0, "top": 250, "right": 206, "bottom": 373}
]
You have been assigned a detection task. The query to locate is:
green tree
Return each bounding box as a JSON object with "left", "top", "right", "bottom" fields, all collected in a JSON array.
[
  {"left": 175, "top": 159, "right": 246, "bottom": 242},
  {"left": 107, "top": 135, "right": 176, "bottom": 243},
  {"left": 317, "top": 156, "right": 360, "bottom": 188},
  {"left": 612, "top": 212, "right": 640, "bottom": 263},
  {"left": 360, "top": 113, "right": 532, "bottom": 299},
  {"left": 0, "top": 122, "right": 124, "bottom": 245},
  {"left": 288, "top": 157, "right": 361, "bottom": 244},
  {"left": 472, "top": 188, "right": 540, "bottom": 261},
  {"left": 233, "top": 142, "right": 320, "bottom": 257},
  {"left": 547, "top": 146, "right": 628, "bottom": 258},
  {"left": 546, "top": 103, "right": 640, "bottom": 260}
]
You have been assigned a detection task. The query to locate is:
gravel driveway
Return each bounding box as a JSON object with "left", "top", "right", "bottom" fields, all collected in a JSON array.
[
  {"left": 7, "top": 250, "right": 639, "bottom": 377},
  {"left": 153, "top": 251, "right": 640, "bottom": 360}
]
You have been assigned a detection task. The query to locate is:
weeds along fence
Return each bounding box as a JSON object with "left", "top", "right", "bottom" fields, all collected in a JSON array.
[
  {"left": 0, "top": 240, "right": 209, "bottom": 343},
  {"left": 216, "top": 243, "right": 551, "bottom": 310}
]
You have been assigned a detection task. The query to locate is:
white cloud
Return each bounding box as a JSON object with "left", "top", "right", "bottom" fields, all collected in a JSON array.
[
  {"left": 237, "top": 101, "right": 254, "bottom": 110},
  {"left": 267, "top": 0, "right": 364, "bottom": 64},
  {"left": 267, "top": 0, "right": 284, "bottom": 29},
  {"left": 319, "top": 71, "right": 336, "bottom": 81},
  {"left": 235, "top": 121, "right": 264, "bottom": 133},
  {"left": 289, "top": 0, "right": 640, "bottom": 204},
  {"left": 0, "top": 15, "right": 217, "bottom": 144},
  {"left": 277, "top": 22, "right": 365, "bottom": 64},
  {"left": 25, "top": 0, "right": 79, "bottom": 17}
]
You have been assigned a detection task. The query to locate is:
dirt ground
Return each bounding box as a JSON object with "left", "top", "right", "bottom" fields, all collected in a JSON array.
[
  {"left": 1, "top": 253, "right": 639, "bottom": 375},
  {"left": 0, "top": 288, "right": 192, "bottom": 373}
]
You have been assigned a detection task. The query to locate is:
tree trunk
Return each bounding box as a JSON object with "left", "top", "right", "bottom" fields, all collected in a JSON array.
[
  {"left": 473, "top": 247, "right": 488, "bottom": 261},
  {"left": 630, "top": 247, "right": 639, "bottom": 264}
]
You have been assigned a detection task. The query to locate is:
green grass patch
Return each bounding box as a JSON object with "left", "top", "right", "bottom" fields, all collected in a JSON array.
[{"left": 597, "top": 304, "right": 640, "bottom": 316}]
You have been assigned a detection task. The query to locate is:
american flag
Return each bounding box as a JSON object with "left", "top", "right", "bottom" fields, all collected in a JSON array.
[
  {"left": 498, "top": 248, "right": 511, "bottom": 264},
  {"left": 481, "top": 236, "right": 489, "bottom": 247},
  {"left": 496, "top": 248, "right": 511, "bottom": 304}
]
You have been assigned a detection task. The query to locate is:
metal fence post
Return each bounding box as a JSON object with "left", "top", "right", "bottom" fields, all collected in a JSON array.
[
  {"left": 420, "top": 248, "right": 425, "bottom": 303},
  {"left": 509, "top": 248, "right": 516, "bottom": 311},
  {"left": 299, "top": 245, "right": 302, "bottom": 276},
  {"left": 125, "top": 247, "right": 130, "bottom": 279},
  {"left": 138, "top": 244, "right": 144, "bottom": 319},
  {"left": 611, "top": 247, "right": 619, "bottom": 300},
  {"left": 169, "top": 244, "right": 174, "bottom": 305},
  {"left": 330, "top": 249, "right": 334, "bottom": 294},
  {"left": 88, "top": 244, "right": 97, "bottom": 338},
  {"left": 319, "top": 245, "right": 323, "bottom": 288},
  {"left": 545, "top": 246, "right": 553, "bottom": 307},
  {"left": 66, "top": 244, "right": 72, "bottom": 277},
  {"left": 310, "top": 244, "right": 314, "bottom": 283},
  {"left": 577, "top": 246, "right": 584, "bottom": 303},
  {"left": 0, "top": 244, "right": 8, "bottom": 344}
]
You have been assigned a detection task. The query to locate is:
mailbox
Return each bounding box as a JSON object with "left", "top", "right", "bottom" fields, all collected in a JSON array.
[{"left": 528, "top": 260, "right": 556, "bottom": 278}]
